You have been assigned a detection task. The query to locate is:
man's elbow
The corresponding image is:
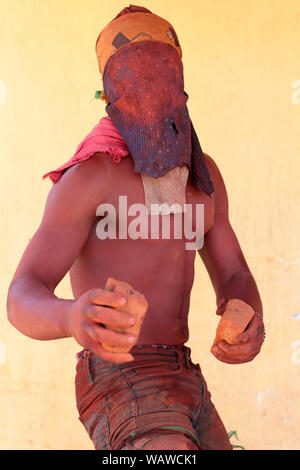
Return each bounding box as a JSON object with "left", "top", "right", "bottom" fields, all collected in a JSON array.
[
  {"left": 6, "top": 276, "right": 30, "bottom": 329},
  {"left": 6, "top": 279, "right": 20, "bottom": 327}
]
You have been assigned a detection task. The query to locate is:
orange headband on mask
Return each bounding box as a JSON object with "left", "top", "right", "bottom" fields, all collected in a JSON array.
[{"left": 95, "top": 10, "right": 182, "bottom": 76}]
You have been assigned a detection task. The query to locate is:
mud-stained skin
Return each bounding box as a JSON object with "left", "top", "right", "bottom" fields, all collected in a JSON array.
[{"left": 7, "top": 4, "right": 263, "bottom": 453}]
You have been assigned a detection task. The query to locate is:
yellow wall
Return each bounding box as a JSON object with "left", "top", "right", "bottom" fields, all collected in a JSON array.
[{"left": 0, "top": 0, "right": 299, "bottom": 450}]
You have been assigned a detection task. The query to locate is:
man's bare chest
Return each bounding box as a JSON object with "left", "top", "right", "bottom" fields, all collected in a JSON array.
[{"left": 95, "top": 158, "right": 215, "bottom": 248}]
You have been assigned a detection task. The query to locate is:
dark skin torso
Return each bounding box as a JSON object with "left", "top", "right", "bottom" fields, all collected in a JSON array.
[
  {"left": 8, "top": 150, "right": 264, "bottom": 364},
  {"left": 69, "top": 153, "right": 214, "bottom": 345}
]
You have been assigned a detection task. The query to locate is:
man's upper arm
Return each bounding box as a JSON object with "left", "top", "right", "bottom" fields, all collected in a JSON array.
[
  {"left": 199, "top": 155, "right": 251, "bottom": 287},
  {"left": 12, "top": 156, "right": 106, "bottom": 292}
]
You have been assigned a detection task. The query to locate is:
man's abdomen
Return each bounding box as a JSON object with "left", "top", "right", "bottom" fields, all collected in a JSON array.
[{"left": 69, "top": 234, "right": 196, "bottom": 345}]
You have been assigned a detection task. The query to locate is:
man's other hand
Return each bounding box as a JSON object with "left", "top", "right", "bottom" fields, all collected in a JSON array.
[{"left": 210, "top": 314, "right": 265, "bottom": 364}]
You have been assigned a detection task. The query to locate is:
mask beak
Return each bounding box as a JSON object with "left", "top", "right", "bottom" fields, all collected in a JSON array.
[{"left": 141, "top": 166, "right": 189, "bottom": 215}]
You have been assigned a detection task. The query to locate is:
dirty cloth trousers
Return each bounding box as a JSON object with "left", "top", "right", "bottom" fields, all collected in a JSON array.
[{"left": 75, "top": 344, "right": 232, "bottom": 450}]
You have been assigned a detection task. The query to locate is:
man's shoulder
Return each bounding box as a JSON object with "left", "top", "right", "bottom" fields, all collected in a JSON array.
[
  {"left": 57, "top": 152, "right": 122, "bottom": 194},
  {"left": 202, "top": 153, "right": 227, "bottom": 192},
  {"left": 60, "top": 152, "right": 111, "bottom": 182},
  {"left": 46, "top": 152, "right": 120, "bottom": 214},
  {"left": 203, "top": 153, "right": 220, "bottom": 180},
  {"left": 202, "top": 153, "right": 229, "bottom": 214}
]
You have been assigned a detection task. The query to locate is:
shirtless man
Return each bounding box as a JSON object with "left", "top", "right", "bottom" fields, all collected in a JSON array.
[{"left": 6, "top": 5, "right": 264, "bottom": 451}]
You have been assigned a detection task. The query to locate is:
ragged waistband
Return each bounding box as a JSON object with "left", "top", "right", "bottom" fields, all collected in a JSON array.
[{"left": 76, "top": 344, "right": 190, "bottom": 363}]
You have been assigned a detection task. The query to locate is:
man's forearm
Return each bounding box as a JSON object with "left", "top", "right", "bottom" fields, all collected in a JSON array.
[
  {"left": 7, "top": 275, "right": 74, "bottom": 340},
  {"left": 215, "top": 269, "right": 263, "bottom": 316}
]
